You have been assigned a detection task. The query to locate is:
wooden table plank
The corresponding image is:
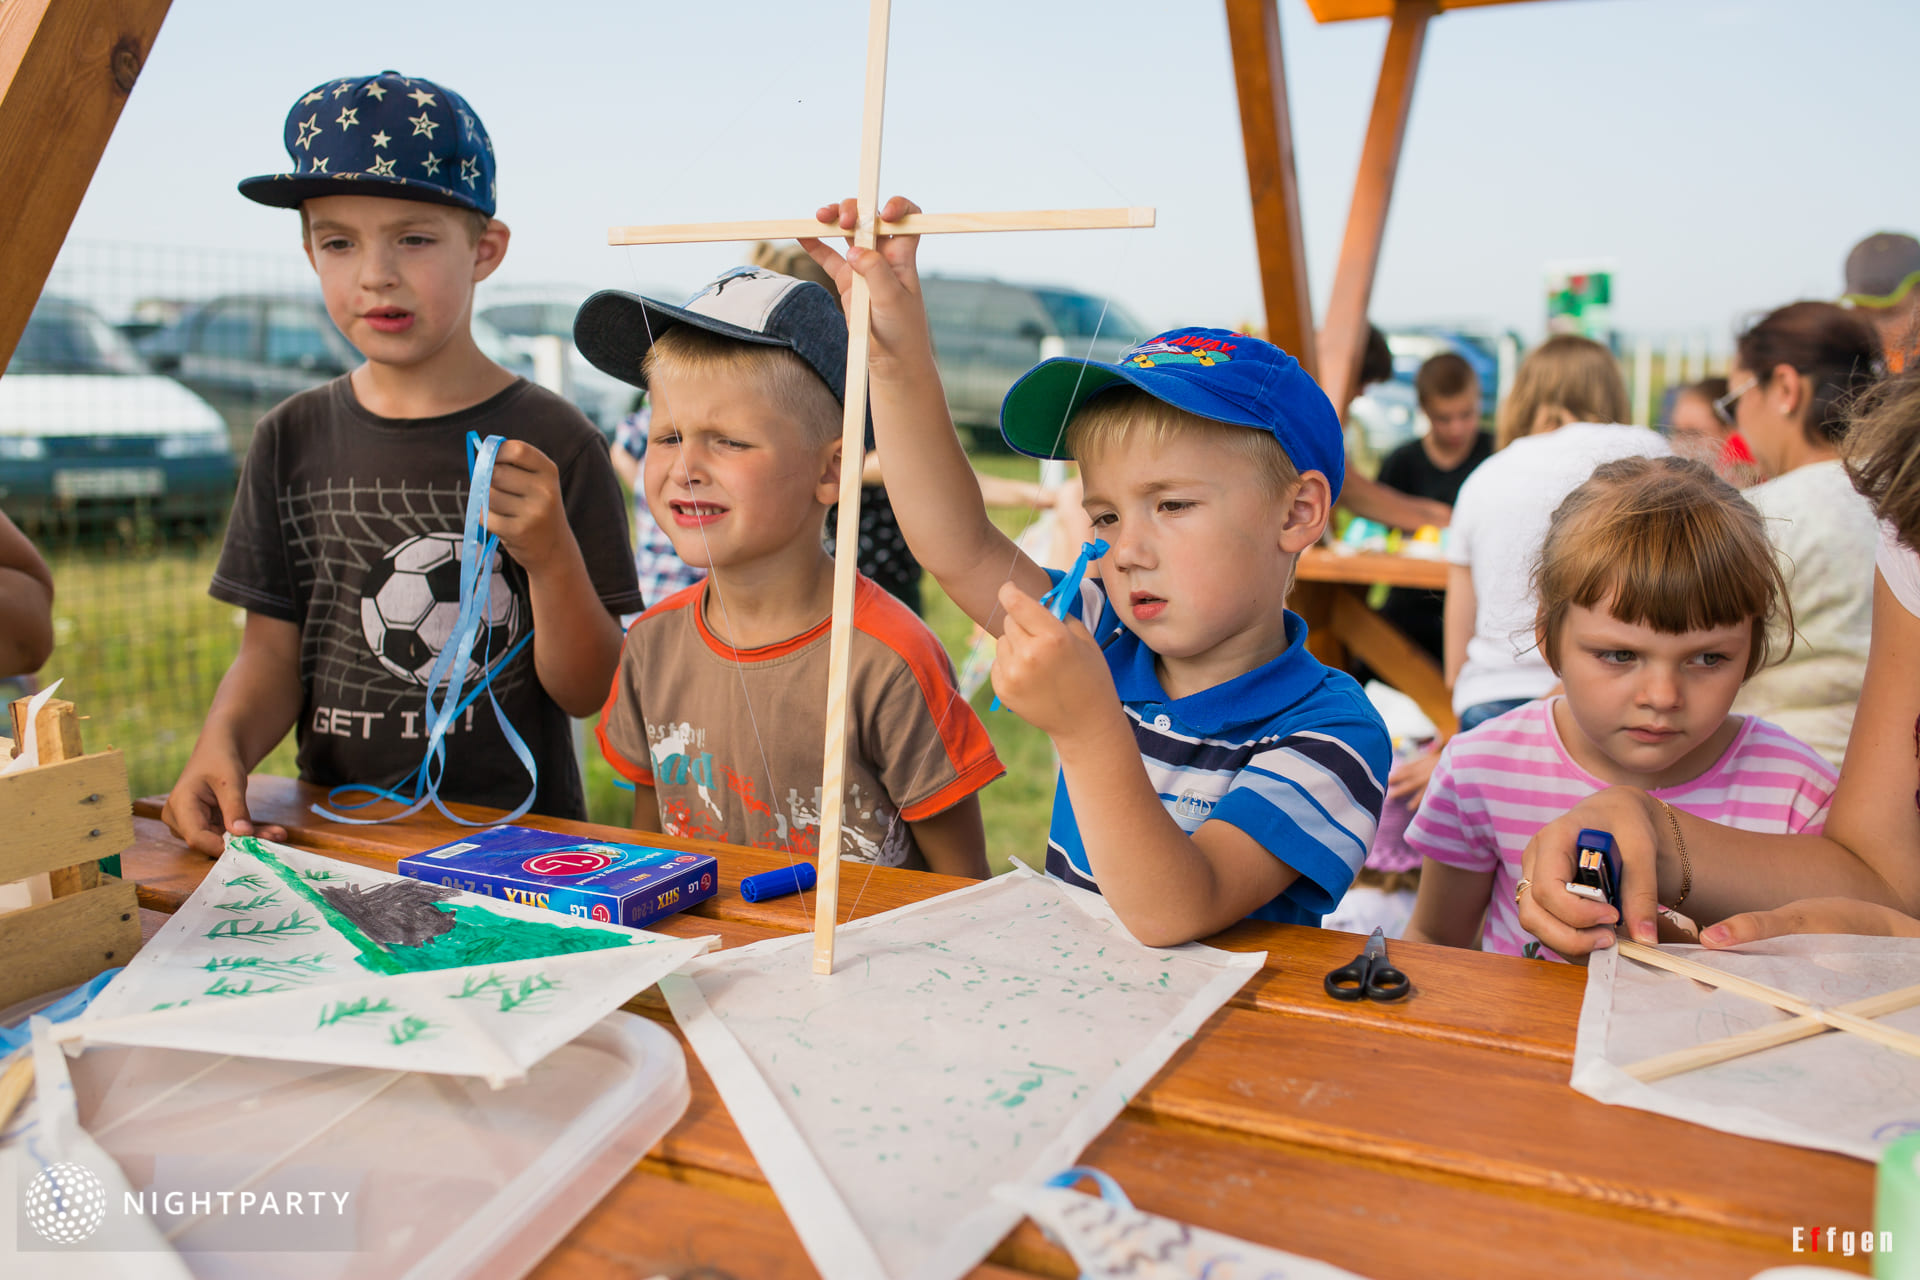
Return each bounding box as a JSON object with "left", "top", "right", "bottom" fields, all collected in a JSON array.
[
  {"left": 1297, "top": 546, "right": 1449, "bottom": 590},
  {"left": 626, "top": 1003, "right": 1841, "bottom": 1279},
  {"left": 1130, "top": 1006, "right": 1870, "bottom": 1238},
  {"left": 529, "top": 1160, "right": 1050, "bottom": 1280}
]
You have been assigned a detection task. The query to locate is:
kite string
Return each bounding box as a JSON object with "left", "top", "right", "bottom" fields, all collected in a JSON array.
[{"left": 310, "top": 434, "right": 538, "bottom": 827}]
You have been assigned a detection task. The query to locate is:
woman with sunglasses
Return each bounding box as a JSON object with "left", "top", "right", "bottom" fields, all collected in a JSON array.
[{"left": 1721, "top": 301, "right": 1882, "bottom": 766}]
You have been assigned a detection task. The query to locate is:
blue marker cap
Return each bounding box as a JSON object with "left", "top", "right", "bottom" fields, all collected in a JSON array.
[{"left": 739, "top": 862, "right": 818, "bottom": 903}]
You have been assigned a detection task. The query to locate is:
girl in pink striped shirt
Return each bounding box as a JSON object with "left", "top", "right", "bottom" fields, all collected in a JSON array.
[{"left": 1404, "top": 456, "right": 1839, "bottom": 960}]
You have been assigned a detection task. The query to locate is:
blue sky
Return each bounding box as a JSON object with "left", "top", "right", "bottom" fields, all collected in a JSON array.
[{"left": 67, "top": 0, "right": 1915, "bottom": 349}]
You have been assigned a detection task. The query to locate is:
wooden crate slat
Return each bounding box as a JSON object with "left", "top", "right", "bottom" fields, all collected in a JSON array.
[
  {"left": 0, "top": 875, "right": 138, "bottom": 1007},
  {"left": 0, "top": 750, "right": 131, "bottom": 884}
]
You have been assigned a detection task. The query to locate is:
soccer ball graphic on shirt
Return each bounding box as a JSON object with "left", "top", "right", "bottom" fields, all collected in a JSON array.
[{"left": 359, "top": 532, "right": 521, "bottom": 687}]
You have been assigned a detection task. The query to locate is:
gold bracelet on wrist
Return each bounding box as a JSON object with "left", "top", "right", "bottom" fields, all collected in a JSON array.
[{"left": 1656, "top": 798, "right": 1691, "bottom": 911}]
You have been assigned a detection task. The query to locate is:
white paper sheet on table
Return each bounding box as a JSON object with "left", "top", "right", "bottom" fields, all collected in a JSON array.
[
  {"left": 994, "top": 1182, "right": 1374, "bottom": 1280},
  {"left": 1572, "top": 935, "right": 1920, "bottom": 1161},
  {"left": 660, "top": 863, "right": 1264, "bottom": 1280},
  {"left": 59, "top": 835, "right": 715, "bottom": 1087}
]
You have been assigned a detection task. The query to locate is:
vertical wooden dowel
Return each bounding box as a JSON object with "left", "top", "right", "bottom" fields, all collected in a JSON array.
[{"left": 813, "top": 0, "right": 893, "bottom": 976}]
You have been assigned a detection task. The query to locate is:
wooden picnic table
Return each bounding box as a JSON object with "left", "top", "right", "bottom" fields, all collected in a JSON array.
[
  {"left": 1294, "top": 546, "right": 1456, "bottom": 735},
  {"left": 122, "top": 776, "right": 1870, "bottom": 1279}
]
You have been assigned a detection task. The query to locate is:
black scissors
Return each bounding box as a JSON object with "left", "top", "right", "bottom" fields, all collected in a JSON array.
[{"left": 1323, "top": 927, "right": 1411, "bottom": 1002}]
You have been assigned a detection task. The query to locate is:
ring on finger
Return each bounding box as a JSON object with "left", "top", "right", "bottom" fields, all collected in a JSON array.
[{"left": 1514, "top": 878, "right": 1532, "bottom": 906}]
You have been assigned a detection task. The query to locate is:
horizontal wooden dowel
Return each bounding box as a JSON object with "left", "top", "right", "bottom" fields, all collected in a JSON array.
[
  {"left": 1627, "top": 981, "right": 1920, "bottom": 1083},
  {"left": 608, "top": 206, "right": 1155, "bottom": 246},
  {"left": 1618, "top": 941, "right": 1920, "bottom": 1074}
]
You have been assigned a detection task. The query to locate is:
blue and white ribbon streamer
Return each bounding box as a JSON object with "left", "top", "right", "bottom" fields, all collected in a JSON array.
[{"left": 312, "top": 432, "right": 538, "bottom": 826}]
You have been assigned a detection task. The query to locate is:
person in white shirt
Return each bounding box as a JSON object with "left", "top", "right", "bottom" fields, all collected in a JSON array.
[
  {"left": 1444, "top": 337, "right": 1670, "bottom": 726},
  {"left": 1723, "top": 301, "right": 1883, "bottom": 767}
]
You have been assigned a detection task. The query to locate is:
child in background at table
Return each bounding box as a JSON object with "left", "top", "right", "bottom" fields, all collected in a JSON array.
[
  {"left": 162, "top": 73, "right": 640, "bottom": 854},
  {"left": 804, "top": 196, "right": 1389, "bottom": 946},
  {"left": 578, "top": 267, "right": 1000, "bottom": 877},
  {"left": 1404, "top": 456, "right": 1838, "bottom": 959},
  {"left": 1444, "top": 336, "right": 1669, "bottom": 732},
  {"left": 1374, "top": 352, "right": 1491, "bottom": 664}
]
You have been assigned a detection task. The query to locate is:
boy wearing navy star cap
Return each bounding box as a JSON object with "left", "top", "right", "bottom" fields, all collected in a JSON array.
[
  {"left": 804, "top": 195, "right": 1390, "bottom": 947},
  {"left": 162, "top": 72, "right": 641, "bottom": 854}
]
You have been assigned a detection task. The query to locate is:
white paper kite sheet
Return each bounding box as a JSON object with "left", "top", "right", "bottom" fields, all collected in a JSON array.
[
  {"left": 1572, "top": 935, "right": 1920, "bottom": 1161},
  {"left": 660, "top": 864, "right": 1264, "bottom": 1280},
  {"left": 59, "top": 836, "right": 715, "bottom": 1087},
  {"left": 993, "top": 1182, "right": 1374, "bottom": 1280}
]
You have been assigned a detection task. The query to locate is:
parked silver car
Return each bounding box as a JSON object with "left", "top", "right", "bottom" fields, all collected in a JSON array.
[{"left": 920, "top": 276, "right": 1148, "bottom": 441}]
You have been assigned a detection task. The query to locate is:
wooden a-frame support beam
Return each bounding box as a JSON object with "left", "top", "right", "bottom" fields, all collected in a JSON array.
[
  {"left": 0, "top": 0, "right": 173, "bottom": 369},
  {"left": 1226, "top": 0, "right": 1316, "bottom": 373},
  {"left": 1318, "top": 0, "right": 1435, "bottom": 415}
]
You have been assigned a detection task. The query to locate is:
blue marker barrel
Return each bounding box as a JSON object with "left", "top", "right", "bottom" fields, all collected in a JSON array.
[{"left": 739, "top": 862, "right": 818, "bottom": 903}]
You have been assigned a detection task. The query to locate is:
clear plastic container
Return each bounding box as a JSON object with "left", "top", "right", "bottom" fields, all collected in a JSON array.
[{"left": 61, "top": 1012, "right": 688, "bottom": 1279}]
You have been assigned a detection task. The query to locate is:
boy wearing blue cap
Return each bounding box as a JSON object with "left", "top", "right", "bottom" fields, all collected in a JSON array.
[
  {"left": 161, "top": 72, "right": 641, "bottom": 854},
  {"left": 805, "top": 197, "right": 1389, "bottom": 946}
]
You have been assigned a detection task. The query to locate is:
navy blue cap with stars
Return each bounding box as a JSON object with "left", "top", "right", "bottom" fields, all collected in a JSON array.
[{"left": 238, "top": 70, "right": 497, "bottom": 217}]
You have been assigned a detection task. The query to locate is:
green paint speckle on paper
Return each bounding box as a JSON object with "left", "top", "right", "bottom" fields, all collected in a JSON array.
[
  {"left": 317, "top": 996, "right": 395, "bottom": 1028},
  {"left": 204, "top": 976, "right": 291, "bottom": 997},
  {"left": 1158, "top": 972, "right": 1169, "bottom": 987},
  {"left": 212, "top": 892, "right": 281, "bottom": 913},
  {"left": 388, "top": 1015, "right": 436, "bottom": 1045},
  {"left": 791, "top": 1084, "right": 801, "bottom": 1098},
  {"left": 450, "top": 971, "right": 561, "bottom": 1012},
  {"left": 205, "top": 910, "right": 321, "bottom": 944},
  {"left": 202, "top": 953, "right": 331, "bottom": 980},
  {"left": 300, "top": 869, "right": 343, "bottom": 881}
]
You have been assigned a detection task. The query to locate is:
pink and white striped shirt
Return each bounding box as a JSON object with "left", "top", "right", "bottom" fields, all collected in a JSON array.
[{"left": 1405, "top": 699, "right": 1837, "bottom": 960}]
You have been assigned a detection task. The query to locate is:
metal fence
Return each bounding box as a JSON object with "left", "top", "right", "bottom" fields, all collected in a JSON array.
[{"left": 6, "top": 242, "right": 321, "bottom": 801}]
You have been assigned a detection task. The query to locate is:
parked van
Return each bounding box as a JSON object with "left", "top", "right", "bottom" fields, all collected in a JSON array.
[{"left": 920, "top": 276, "right": 1147, "bottom": 441}]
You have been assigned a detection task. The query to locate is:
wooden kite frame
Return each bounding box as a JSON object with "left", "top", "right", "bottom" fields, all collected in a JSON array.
[
  {"left": 602, "top": 0, "right": 1154, "bottom": 973},
  {"left": 1616, "top": 939, "right": 1920, "bottom": 1083}
]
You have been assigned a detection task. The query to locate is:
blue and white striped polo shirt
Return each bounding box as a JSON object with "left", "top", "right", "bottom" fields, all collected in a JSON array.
[{"left": 1044, "top": 574, "right": 1390, "bottom": 926}]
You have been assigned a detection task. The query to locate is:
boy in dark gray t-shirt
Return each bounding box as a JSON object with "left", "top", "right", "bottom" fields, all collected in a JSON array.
[{"left": 162, "top": 72, "right": 640, "bottom": 852}]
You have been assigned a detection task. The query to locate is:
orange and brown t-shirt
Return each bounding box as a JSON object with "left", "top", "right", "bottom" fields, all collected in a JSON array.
[{"left": 596, "top": 575, "right": 1003, "bottom": 868}]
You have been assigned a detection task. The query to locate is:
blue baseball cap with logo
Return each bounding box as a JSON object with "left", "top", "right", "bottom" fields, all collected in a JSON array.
[
  {"left": 999, "top": 327, "right": 1345, "bottom": 498},
  {"left": 239, "top": 71, "right": 497, "bottom": 217}
]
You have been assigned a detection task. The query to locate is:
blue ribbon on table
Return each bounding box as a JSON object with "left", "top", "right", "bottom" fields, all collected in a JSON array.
[
  {"left": 311, "top": 432, "right": 538, "bottom": 826},
  {"left": 990, "top": 538, "right": 1109, "bottom": 713}
]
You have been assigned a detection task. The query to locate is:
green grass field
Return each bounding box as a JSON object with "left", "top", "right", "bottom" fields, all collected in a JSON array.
[{"left": 36, "top": 454, "right": 1058, "bottom": 875}]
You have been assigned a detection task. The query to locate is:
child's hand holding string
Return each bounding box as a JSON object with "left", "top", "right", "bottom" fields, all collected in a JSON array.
[
  {"left": 485, "top": 440, "right": 572, "bottom": 573},
  {"left": 989, "top": 582, "right": 1121, "bottom": 739},
  {"left": 484, "top": 438, "right": 622, "bottom": 717}
]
